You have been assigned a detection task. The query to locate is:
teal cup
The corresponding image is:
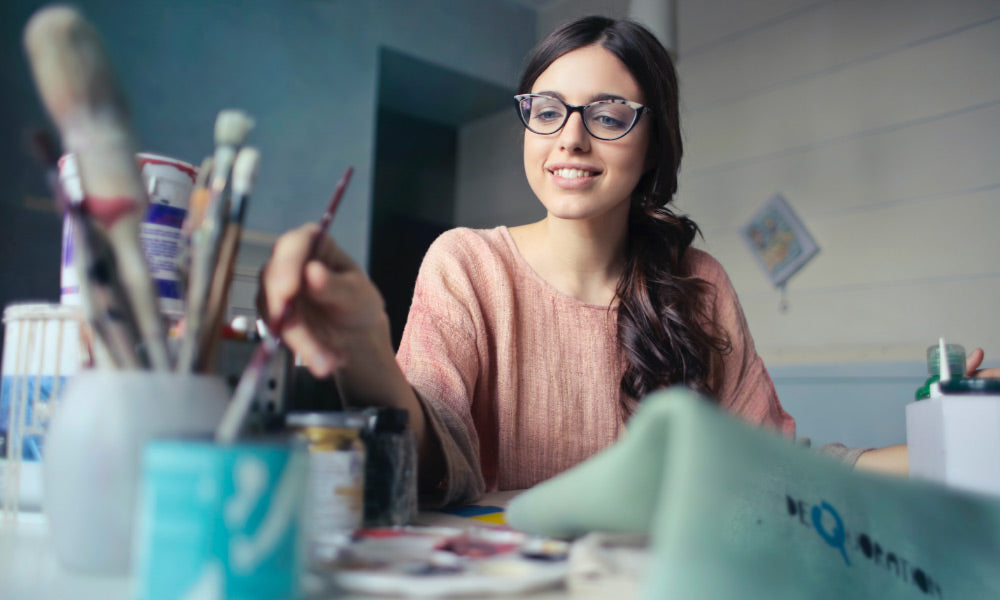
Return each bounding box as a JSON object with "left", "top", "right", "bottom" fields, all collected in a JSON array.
[{"left": 133, "top": 439, "right": 308, "bottom": 600}]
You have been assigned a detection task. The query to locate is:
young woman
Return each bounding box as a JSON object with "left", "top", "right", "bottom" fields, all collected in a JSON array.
[{"left": 261, "top": 16, "right": 990, "bottom": 505}]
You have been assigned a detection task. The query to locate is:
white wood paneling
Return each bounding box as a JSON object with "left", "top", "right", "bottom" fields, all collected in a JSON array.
[
  {"left": 679, "top": 0, "right": 1000, "bottom": 108},
  {"left": 702, "top": 186, "right": 1000, "bottom": 292},
  {"left": 675, "top": 0, "right": 1000, "bottom": 366},
  {"left": 677, "top": 0, "right": 822, "bottom": 57},
  {"left": 678, "top": 102, "right": 1000, "bottom": 233},
  {"left": 683, "top": 18, "right": 1000, "bottom": 171}
]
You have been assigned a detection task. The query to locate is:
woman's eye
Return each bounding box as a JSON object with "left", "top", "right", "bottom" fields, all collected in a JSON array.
[
  {"left": 533, "top": 109, "right": 564, "bottom": 122},
  {"left": 592, "top": 113, "right": 627, "bottom": 129}
]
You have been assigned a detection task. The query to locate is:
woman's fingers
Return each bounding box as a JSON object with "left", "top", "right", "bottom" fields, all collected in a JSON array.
[
  {"left": 965, "top": 348, "right": 985, "bottom": 376},
  {"left": 964, "top": 348, "right": 1000, "bottom": 378},
  {"left": 262, "top": 225, "right": 387, "bottom": 377},
  {"left": 263, "top": 224, "right": 318, "bottom": 322},
  {"left": 263, "top": 224, "right": 360, "bottom": 318}
]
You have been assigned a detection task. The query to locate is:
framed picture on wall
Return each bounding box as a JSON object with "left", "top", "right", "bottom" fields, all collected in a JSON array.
[{"left": 740, "top": 193, "right": 819, "bottom": 288}]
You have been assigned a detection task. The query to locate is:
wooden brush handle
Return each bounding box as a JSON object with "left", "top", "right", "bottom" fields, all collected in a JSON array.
[{"left": 24, "top": 6, "right": 169, "bottom": 369}]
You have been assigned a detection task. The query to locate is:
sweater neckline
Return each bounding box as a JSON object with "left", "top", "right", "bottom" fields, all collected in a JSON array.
[{"left": 496, "top": 226, "right": 619, "bottom": 311}]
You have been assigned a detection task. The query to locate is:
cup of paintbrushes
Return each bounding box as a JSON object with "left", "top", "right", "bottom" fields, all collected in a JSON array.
[{"left": 43, "top": 370, "right": 229, "bottom": 574}]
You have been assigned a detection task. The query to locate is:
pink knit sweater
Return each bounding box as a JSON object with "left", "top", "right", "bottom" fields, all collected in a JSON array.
[{"left": 397, "top": 227, "right": 795, "bottom": 506}]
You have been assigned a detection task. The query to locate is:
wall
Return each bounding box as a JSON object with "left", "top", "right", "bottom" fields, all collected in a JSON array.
[
  {"left": 675, "top": 0, "right": 1000, "bottom": 365},
  {"left": 454, "top": 110, "right": 540, "bottom": 228},
  {"left": 0, "top": 0, "right": 536, "bottom": 337},
  {"left": 673, "top": 0, "right": 1000, "bottom": 445}
]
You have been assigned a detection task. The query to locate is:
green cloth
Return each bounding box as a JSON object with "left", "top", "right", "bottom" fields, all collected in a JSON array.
[{"left": 506, "top": 387, "right": 1000, "bottom": 599}]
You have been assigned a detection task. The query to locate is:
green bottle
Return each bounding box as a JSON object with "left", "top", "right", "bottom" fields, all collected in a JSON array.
[{"left": 915, "top": 342, "right": 966, "bottom": 400}]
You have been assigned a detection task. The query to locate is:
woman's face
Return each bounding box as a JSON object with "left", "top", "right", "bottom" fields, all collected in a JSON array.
[{"left": 523, "top": 44, "right": 650, "bottom": 224}]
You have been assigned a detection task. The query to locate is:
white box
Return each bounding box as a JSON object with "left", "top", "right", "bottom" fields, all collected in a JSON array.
[{"left": 906, "top": 394, "right": 1000, "bottom": 497}]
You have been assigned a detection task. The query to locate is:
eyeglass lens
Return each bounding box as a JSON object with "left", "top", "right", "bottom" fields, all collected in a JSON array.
[{"left": 518, "top": 96, "right": 639, "bottom": 140}]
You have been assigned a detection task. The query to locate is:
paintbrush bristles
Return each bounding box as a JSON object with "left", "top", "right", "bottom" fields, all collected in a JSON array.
[
  {"left": 214, "top": 110, "right": 255, "bottom": 147},
  {"left": 231, "top": 147, "right": 260, "bottom": 197},
  {"left": 209, "top": 110, "right": 254, "bottom": 193},
  {"left": 23, "top": 7, "right": 130, "bottom": 135},
  {"left": 23, "top": 7, "right": 144, "bottom": 206}
]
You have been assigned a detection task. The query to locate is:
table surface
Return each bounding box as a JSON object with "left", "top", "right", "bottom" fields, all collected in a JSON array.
[{"left": 0, "top": 491, "right": 620, "bottom": 600}]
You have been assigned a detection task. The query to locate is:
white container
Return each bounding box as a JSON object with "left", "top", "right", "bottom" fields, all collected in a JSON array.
[
  {"left": 43, "top": 371, "right": 228, "bottom": 574},
  {"left": 59, "top": 153, "right": 197, "bottom": 320},
  {"left": 0, "top": 303, "right": 86, "bottom": 516},
  {"left": 906, "top": 384, "right": 1000, "bottom": 497}
]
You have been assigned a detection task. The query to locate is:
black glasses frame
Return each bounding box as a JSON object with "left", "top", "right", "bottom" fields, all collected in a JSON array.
[{"left": 514, "top": 93, "right": 646, "bottom": 141}]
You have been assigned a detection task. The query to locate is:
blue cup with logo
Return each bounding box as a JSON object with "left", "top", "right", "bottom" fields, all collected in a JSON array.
[{"left": 133, "top": 439, "right": 308, "bottom": 600}]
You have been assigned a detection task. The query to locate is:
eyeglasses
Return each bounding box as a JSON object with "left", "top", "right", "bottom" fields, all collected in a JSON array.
[{"left": 514, "top": 94, "right": 646, "bottom": 141}]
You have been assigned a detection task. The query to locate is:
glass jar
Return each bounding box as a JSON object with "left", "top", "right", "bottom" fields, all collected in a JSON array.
[{"left": 286, "top": 411, "right": 367, "bottom": 559}]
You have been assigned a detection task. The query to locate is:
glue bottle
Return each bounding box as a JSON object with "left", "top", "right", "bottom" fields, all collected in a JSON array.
[{"left": 915, "top": 342, "right": 966, "bottom": 400}]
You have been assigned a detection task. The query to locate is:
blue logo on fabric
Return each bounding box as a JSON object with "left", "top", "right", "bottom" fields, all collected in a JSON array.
[{"left": 811, "top": 500, "right": 849, "bottom": 565}]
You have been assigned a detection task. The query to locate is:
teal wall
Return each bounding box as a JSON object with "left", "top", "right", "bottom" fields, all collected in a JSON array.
[
  {"left": 771, "top": 361, "right": 926, "bottom": 449},
  {"left": 0, "top": 0, "right": 535, "bottom": 324}
]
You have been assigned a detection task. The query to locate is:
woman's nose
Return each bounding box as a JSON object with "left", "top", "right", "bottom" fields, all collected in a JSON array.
[{"left": 558, "top": 111, "right": 590, "bottom": 152}]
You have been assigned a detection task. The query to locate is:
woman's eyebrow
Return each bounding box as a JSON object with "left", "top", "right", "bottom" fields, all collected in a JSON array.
[
  {"left": 591, "top": 93, "right": 629, "bottom": 103},
  {"left": 533, "top": 91, "right": 630, "bottom": 104},
  {"left": 533, "top": 90, "right": 565, "bottom": 101}
]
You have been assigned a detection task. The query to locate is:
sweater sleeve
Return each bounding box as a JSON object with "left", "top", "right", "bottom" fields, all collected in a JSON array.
[
  {"left": 396, "top": 231, "right": 486, "bottom": 507},
  {"left": 694, "top": 251, "right": 797, "bottom": 437}
]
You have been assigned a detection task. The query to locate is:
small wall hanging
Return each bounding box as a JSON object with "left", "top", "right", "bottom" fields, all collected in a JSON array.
[{"left": 740, "top": 193, "right": 819, "bottom": 312}]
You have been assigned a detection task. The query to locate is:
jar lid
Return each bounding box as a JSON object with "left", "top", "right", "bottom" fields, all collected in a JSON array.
[
  {"left": 286, "top": 411, "right": 367, "bottom": 429},
  {"left": 938, "top": 377, "right": 1000, "bottom": 395},
  {"left": 368, "top": 407, "right": 409, "bottom": 433}
]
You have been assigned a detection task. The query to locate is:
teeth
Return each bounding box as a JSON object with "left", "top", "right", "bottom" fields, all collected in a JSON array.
[{"left": 552, "top": 168, "right": 595, "bottom": 179}]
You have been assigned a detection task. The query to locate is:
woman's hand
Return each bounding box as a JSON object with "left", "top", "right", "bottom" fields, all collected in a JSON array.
[
  {"left": 965, "top": 348, "right": 1000, "bottom": 379},
  {"left": 261, "top": 224, "right": 434, "bottom": 461},
  {"left": 260, "top": 223, "right": 391, "bottom": 378}
]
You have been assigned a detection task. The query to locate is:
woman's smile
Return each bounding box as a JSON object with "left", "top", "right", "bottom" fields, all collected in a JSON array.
[{"left": 548, "top": 163, "right": 603, "bottom": 189}]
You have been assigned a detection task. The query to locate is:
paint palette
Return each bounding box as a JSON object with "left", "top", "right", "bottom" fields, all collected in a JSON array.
[{"left": 320, "top": 526, "right": 570, "bottom": 597}]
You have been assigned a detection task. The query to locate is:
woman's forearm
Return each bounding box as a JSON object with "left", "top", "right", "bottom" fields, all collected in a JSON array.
[
  {"left": 331, "top": 317, "right": 445, "bottom": 487},
  {"left": 854, "top": 444, "right": 909, "bottom": 477}
]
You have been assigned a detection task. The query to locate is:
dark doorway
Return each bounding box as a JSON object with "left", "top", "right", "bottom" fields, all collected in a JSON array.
[
  {"left": 370, "top": 109, "right": 454, "bottom": 348},
  {"left": 369, "top": 48, "right": 512, "bottom": 349}
]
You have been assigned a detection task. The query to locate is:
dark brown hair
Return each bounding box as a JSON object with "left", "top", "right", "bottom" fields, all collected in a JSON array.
[{"left": 517, "top": 16, "right": 731, "bottom": 412}]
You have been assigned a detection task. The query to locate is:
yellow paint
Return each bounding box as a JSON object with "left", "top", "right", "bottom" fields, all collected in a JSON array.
[{"left": 470, "top": 512, "right": 506, "bottom": 525}]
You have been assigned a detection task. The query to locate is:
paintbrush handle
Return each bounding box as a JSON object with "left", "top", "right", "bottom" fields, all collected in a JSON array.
[
  {"left": 176, "top": 198, "right": 228, "bottom": 372},
  {"left": 194, "top": 219, "right": 243, "bottom": 372},
  {"left": 25, "top": 6, "right": 170, "bottom": 370},
  {"left": 269, "top": 166, "right": 354, "bottom": 336},
  {"left": 216, "top": 336, "right": 279, "bottom": 444}
]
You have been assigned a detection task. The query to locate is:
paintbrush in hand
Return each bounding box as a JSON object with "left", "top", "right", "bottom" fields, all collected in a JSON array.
[
  {"left": 216, "top": 165, "right": 353, "bottom": 444},
  {"left": 24, "top": 5, "right": 170, "bottom": 369}
]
